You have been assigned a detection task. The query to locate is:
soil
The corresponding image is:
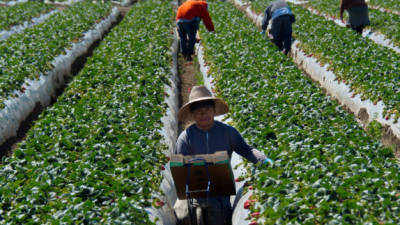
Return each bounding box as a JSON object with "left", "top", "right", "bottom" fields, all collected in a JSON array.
[
  {"left": 176, "top": 0, "right": 201, "bottom": 132},
  {"left": 178, "top": 54, "right": 199, "bottom": 131}
]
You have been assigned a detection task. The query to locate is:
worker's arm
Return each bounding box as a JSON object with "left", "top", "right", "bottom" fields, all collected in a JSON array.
[
  {"left": 175, "top": 131, "right": 190, "bottom": 155},
  {"left": 261, "top": 5, "right": 272, "bottom": 31},
  {"left": 199, "top": 5, "right": 215, "bottom": 31},
  {"left": 229, "top": 127, "right": 267, "bottom": 164}
]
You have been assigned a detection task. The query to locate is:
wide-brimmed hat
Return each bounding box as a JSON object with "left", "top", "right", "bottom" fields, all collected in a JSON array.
[{"left": 178, "top": 86, "right": 229, "bottom": 121}]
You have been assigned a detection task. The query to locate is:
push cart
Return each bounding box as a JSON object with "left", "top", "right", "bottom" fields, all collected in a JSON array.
[
  {"left": 185, "top": 157, "right": 211, "bottom": 225},
  {"left": 170, "top": 151, "right": 236, "bottom": 225}
]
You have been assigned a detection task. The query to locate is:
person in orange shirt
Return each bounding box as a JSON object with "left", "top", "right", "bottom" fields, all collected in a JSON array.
[{"left": 176, "top": 0, "right": 215, "bottom": 61}]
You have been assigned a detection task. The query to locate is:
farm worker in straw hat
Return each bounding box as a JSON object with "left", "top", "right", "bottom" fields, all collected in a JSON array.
[
  {"left": 173, "top": 86, "right": 273, "bottom": 225},
  {"left": 261, "top": 0, "right": 295, "bottom": 55},
  {"left": 176, "top": 0, "right": 215, "bottom": 61},
  {"left": 340, "top": 0, "right": 370, "bottom": 34}
]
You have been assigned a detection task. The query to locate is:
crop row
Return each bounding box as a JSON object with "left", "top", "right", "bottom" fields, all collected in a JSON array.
[
  {"left": 368, "top": 0, "right": 400, "bottom": 12},
  {"left": 305, "top": 0, "right": 400, "bottom": 48},
  {"left": 0, "top": 2, "right": 55, "bottom": 31},
  {"left": 0, "top": 1, "right": 112, "bottom": 109},
  {"left": 0, "top": 0, "right": 173, "bottom": 223},
  {"left": 200, "top": 1, "right": 400, "bottom": 223},
  {"left": 245, "top": 0, "right": 400, "bottom": 120}
]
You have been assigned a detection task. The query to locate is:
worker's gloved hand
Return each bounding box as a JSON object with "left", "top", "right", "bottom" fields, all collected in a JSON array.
[
  {"left": 263, "top": 157, "right": 273, "bottom": 165},
  {"left": 260, "top": 30, "right": 266, "bottom": 35}
]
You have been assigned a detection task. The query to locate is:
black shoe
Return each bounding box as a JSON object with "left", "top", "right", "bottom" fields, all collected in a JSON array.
[{"left": 186, "top": 54, "right": 192, "bottom": 61}]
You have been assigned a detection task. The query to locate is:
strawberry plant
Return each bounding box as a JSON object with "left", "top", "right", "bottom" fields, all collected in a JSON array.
[
  {"left": 364, "top": 0, "right": 400, "bottom": 13},
  {"left": 0, "top": 0, "right": 173, "bottom": 223},
  {"left": 200, "top": 1, "right": 400, "bottom": 223},
  {"left": 243, "top": 0, "right": 400, "bottom": 120},
  {"left": 0, "top": 2, "right": 55, "bottom": 31},
  {"left": 304, "top": 0, "right": 400, "bottom": 48},
  {"left": 0, "top": 1, "right": 112, "bottom": 109}
]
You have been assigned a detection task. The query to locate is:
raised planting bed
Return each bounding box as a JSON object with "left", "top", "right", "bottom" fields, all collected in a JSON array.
[
  {"left": 366, "top": 0, "right": 400, "bottom": 14},
  {"left": 0, "top": 0, "right": 174, "bottom": 223},
  {"left": 244, "top": 0, "right": 400, "bottom": 122},
  {"left": 0, "top": 1, "right": 116, "bottom": 145},
  {"left": 0, "top": 2, "right": 55, "bottom": 31},
  {"left": 199, "top": 1, "right": 400, "bottom": 223},
  {"left": 305, "top": 0, "right": 400, "bottom": 48},
  {"left": 0, "top": 1, "right": 112, "bottom": 106}
]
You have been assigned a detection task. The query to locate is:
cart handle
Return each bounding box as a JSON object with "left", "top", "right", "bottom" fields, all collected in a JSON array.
[{"left": 186, "top": 157, "right": 208, "bottom": 164}]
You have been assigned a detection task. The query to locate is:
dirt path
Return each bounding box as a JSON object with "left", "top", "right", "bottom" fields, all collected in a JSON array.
[
  {"left": 178, "top": 54, "right": 199, "bottom": 131},
  {"left": 176, "top": 0, "right": 201, "bottom": 131}
]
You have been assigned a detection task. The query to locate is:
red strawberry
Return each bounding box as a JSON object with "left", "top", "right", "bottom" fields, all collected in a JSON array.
[
  {"left": 244, "top": 200, "right": 252, "bottom": 209},
  {"left": 251, "top": 212, "right": 260, "bottom": 217},
  {"left": 249, "top": 221, "right": 258, "bottom": 225},
  {"left": 155, "top": 201, "right": 165, "bottom": 207}
]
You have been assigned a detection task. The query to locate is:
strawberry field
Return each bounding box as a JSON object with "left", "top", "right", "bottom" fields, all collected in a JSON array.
[
  {"left": 369, "top": 0, "right": 400, "bottom": 12},
  {"left": 242, "top": 0, "right": 400, "bottom": 120},
  {"left": 0, "top": 2, "right": 55, "bottom": 31},
  {"left": 0, "top": 0, "right": 400, "bottom": 224},
  {"left": 305, "top": 0, "right": 400, "bottom": 48},
  {"left": 199, "top": 0, "right": 400, "bottom": 223}
]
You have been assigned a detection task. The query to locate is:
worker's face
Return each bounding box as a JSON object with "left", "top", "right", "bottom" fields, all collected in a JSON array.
[{"left": 192, "top": 106, "right": 215, "bottom": 131}]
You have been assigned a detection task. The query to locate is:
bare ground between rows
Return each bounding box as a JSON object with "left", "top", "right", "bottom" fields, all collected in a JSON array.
[
  {"left": 177, "top": 55, "right": 199, "bottom": 133},
  {"left": 0, "top": 12, "right": 126, "bottom": 160},
  {"left": 176, "top": 0, "right": 200, "bottom": 133}
]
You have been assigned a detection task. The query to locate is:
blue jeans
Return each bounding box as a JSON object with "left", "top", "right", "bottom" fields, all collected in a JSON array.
[{"left": 177, "top": 17, "right": 200, "bottom": 56}]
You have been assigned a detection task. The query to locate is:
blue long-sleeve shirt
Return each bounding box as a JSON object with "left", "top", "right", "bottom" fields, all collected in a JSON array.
[
  {"left": 174, "top": 121, "right": 266, "bottom": 164},
  {"left": 261, "top": 0, "right": 295, "bottom": 31}
]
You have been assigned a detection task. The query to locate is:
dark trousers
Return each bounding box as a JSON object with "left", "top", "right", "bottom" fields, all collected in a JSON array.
[
  {"left": 347, "top": 5, "right": 370, "bottom": 34},
  {"left": 270, "top": 15, "right": 293, "bottom": 54},
  {"left": 177, "top": 18, "right": 200, "bottom": 56}
]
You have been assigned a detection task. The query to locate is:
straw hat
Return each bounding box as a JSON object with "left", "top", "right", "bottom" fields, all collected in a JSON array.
[{"left": 178, "top": 86, "right": 229, "bottom": 121}]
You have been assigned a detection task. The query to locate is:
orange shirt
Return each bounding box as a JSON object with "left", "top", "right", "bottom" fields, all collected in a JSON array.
[{"left": 176, "top": 0, "right": 215, "bottom": 31}]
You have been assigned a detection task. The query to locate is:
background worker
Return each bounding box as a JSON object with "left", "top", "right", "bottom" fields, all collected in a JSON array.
[
  {"left": 261, "top": 0, "right": 295, "bottom": 55},
  {"left": 174, "top": 86, "right": 272, "bottom": 225},
  {"left": 340, "top": 0, "right": 370, "bottom": 34},
  {"left": 176, "top": 0, "right": 215, "bottom": 61}
]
